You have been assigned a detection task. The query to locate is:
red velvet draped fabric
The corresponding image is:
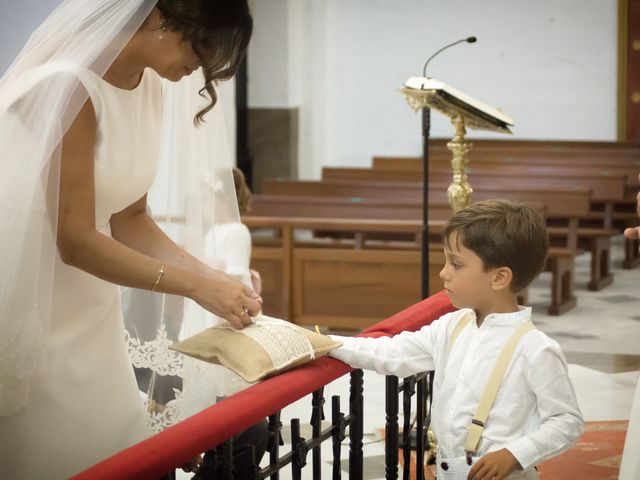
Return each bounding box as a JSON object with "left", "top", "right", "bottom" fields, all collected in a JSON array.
[{"left": 73, "top": 291, "right": 454, "bottom": 480}]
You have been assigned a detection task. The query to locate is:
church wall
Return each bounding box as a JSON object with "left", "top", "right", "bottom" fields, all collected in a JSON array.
[
  {"left": 248, "top": 0, "right": 618, "bottom": 180},
  {"left": 0, "top": 0, "right": 60, "bottom": 75},
  {"left": 0, "top": 1, "right": 619, "bottom": 183},
  {"left": 0, "top": 1, "right": 237, "bottom": 165}
]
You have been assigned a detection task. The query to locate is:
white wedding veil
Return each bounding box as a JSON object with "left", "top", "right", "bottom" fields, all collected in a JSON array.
[{"left": 0, "top": 0, "right": 242, "bottom": 430}]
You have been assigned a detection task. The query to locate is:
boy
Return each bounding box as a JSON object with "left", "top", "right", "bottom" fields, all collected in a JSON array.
[{"left": 329, "top": 199, "right": 583, "bottom": 480}]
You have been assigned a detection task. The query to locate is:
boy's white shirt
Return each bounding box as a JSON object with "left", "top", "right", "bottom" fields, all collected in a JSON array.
[{"left": 329, "top": 307, "right": 584, "bottom": 472}]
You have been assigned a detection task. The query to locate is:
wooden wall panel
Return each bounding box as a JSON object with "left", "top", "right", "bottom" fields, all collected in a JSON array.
[{"left": 622, "top": 0, "right": 640, "bottom": 141}]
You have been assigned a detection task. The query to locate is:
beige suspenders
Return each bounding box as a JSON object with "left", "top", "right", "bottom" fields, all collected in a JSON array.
[
  {"left": 448, "top": 313, "right": 535, "bottom": 465},
  {"left": 447, "top": 313, "right": 473, "bottom": 353}
]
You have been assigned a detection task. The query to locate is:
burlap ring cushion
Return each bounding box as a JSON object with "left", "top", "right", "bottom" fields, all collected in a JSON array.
[{"left": 170, "top": 315, "right": 342, "bottom": 382}]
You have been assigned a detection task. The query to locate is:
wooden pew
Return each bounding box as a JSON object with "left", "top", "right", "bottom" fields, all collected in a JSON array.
[
  {"left": 366, "top": 162, "right": 638, "bottom": 231},
  {"left": 263, "top": 177, "right": 616, "bottom": 290},
  {"left": 424, "top": 138, "right": 640, "bottom": 153},
  {"left": 243, "top": 216, "right": 444, "bottom": 330},
  {"left": 249, "top": 194, "right": 577, "bottom": 315},
  {"left": 386, "top": 139, "right": 640, "bottom": 162},
  {"left": 372, "top": 156, "right": 639, "bottom": 192},
  {"left": 270, "top": 174, "right": 625, "bottom": 210},
  {"left": 407, "top": 151, "right": 640, "bottom": 164},
  {"left": 268, "top": 177, "right": 592, "bottom": 254},
  {"left": 365, "top": 157, "right": 640, "bottom": 266}
]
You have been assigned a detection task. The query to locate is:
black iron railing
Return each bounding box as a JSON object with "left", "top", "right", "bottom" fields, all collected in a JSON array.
[
  {"left": 206, "top": 369, "right": 433, "bottom": 479},
  {"left": 75, "top": 292, "right": 454, "bottom": 480}
]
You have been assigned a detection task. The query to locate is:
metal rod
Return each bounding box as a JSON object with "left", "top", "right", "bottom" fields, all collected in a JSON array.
[
  {"left": 332, "top": 395, "right": 343, "bottom": 480},
  {"left": 348, "top": 370, "right": 364, "bottom": 478},
  {"left": 267, "top": 411, "right": 282, "bottom": 480},
  {"left": 311, "top": 388, "right": 325, "bottom": 480},
  {"left": 421, "top": 107, "right": 431, "bottom": 299},
  {"left": 217, "top": 437, "right": 234, "bottom": 480},
  {"left": 416, "top": 377, "right": 426, "bottom": 480},
  {"left": 291, "top": 419, "right": 303, "bottom": 480},
  {"left": 385, "top": 375, "right": 399, "bottom": 480},
  {"left": 402, "top": 378, "right": 415, "bottom": 480}
]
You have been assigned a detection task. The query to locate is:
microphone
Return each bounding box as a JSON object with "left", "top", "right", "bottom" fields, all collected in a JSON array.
[{"left": 422, "top": 36, "right": 477, "bottom": 77}]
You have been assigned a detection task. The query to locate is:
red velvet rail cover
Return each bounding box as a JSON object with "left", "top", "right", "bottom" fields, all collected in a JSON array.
[{"left": 73, "top": 290, "right": 454, "bottom": 480}]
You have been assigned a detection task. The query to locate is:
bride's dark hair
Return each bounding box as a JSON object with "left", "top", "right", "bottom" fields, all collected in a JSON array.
[{"left": 156, "top": 0, "right": 253, "bottom": 124}]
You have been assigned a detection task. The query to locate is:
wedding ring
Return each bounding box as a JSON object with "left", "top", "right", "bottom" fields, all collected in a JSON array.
[{"left": 242, "top": 307, "right": 250, "bottom": 316}]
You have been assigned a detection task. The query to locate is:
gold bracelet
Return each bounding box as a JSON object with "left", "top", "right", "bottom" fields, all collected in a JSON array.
[{"left": 151, "top": 263, "right": 165, "bottom": 292}]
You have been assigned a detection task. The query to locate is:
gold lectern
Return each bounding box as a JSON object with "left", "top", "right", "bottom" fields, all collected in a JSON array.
[
  {"left": 398, "top": 77, "right": 515, "bottom": 474},
  {"left": 400, "top": 77, "right": 514, "bottom": 213}
]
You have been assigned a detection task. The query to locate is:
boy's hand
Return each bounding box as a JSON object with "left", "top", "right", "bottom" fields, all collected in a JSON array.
[{"left": 467, "top": 448, "right": 521, "bottom": 480}]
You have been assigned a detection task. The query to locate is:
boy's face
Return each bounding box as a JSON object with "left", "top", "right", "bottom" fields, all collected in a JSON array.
[{"left": 439, "top": 233, "right": 497, "bottom": 312}]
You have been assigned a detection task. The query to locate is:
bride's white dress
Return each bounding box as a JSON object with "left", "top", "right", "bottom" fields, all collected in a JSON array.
[{"left": 0, "top": 66, "right": 162, "bottom": 479}]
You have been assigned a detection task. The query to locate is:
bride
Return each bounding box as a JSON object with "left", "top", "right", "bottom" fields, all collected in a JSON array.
[{"left": 0, "top": 1, "right": 262, "bottom": 478}]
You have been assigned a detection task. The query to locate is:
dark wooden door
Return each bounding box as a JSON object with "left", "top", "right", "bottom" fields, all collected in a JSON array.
[{"left": 622, "top": 0, "right": 640, "bottom": 142}]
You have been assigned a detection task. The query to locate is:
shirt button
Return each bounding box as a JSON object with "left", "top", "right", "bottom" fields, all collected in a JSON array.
[{"left": 441, "top": 462, "right": 449, "bottom": 471}]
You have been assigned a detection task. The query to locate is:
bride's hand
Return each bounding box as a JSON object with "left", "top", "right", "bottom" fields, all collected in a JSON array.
[{"left": 193, "top": 269, "right": 262, "bottom": 328}]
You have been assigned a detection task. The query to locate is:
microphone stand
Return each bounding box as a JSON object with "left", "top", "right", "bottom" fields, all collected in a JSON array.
[
  {"left": 421, "top": 107, "right": 430, "bottom": 300},
  {"left": 417, "top": 36, "right": 476, "bottom": 300}
]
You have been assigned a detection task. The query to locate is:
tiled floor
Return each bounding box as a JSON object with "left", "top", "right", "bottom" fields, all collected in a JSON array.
[{"left": 179, "top": 235, "right": 640, "bottom": 479}]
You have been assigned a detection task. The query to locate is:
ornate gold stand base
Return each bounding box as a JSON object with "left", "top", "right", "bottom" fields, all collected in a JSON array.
[{"left": 446, "top": 116, "right": 473, "bottom": 213}]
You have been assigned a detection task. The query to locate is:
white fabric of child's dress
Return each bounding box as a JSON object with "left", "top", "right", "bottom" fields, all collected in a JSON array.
[
  {"left": 0, "top": 66, "right": 161, "bottom": 479},
  {"left": 180, "top": 222, "right": 255, "bottom": 419}
]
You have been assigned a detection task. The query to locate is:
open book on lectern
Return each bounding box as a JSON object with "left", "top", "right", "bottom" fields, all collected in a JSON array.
[{"left": 402, "top": 76, "right": 514, "bottom": 134}]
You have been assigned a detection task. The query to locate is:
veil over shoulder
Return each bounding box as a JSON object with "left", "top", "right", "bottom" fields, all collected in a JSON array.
[{"left": 0, "top": 0, "right": 241, "bottom": 431}]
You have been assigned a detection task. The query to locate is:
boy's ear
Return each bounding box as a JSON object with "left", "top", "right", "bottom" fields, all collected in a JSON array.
[{"left": 491, "top": 266, "right": 513, "bottom": 291}]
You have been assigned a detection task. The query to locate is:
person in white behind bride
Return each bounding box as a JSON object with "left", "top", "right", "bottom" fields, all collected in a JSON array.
[
  {"left": 204, "top": 167, "right": 262, "bottom": 299},
  {"left": 181, "top": 166, "right": 269, "bottom": 479},
  {"left": 0, "top": 1, "right": 262, "bottom": 478}
]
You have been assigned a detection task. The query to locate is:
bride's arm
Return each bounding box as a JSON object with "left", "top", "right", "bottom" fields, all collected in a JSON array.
[
  {"left": 57, "top": 99, "right": 260, "bottom": 328},
  {"left": 109, "top": 194, "right": 211, "bottom": 276}
]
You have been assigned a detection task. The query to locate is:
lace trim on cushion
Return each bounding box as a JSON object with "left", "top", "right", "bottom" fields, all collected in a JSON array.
[
  {"left": 125, "top": 324, "right": 184, "bottom": 376},
  {"left": 231, "top": 318, "right": 315, "bottom": 369}
]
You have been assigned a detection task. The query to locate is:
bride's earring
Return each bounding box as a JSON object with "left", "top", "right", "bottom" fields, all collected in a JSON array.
[{"left": 159, "top": 25, "right": 167, "bottom": 41}]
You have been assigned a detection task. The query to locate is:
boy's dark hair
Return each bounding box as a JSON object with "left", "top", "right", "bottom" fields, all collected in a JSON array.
[{"left": 442, "top": 199, "right": 549, "bottom": 292}]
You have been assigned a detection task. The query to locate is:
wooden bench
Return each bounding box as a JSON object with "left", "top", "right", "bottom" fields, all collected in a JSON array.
[
  {"left": 249, "top": 194, "right": 578, "bottom": 315},
  {"left": 364, "top": 158, "right": 640, "bottom": 266},
  {"left": 355, "top": 158, "right": 637, "bottom": 186},
  {"left": 266, "top": 174, "right": 625, "bottom": 204},
  {"left": 424, "top": 138, "right": 640, "bottom": 154},
  {"left": 243, "top": 216, "right": 443, "bottom": 330},
  {"left": 378, "top": 138, "right": 640, "bottom": 165},
  {"left": 264, "top": 177, "right": 616, "bottom": 291}
]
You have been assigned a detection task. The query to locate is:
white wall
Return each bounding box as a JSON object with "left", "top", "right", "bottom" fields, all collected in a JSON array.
[
  {"left": 0, "top": 0, "right": 236, "bottom": 161},
  {"left": 248, "top": 0, "right": 293, "bottom": 107},
  {"left": 248, "top": 0, "right": 618, "bottom": 178},
  {"left": 0, "top": 0, "right": 60, "bottom": 75}
]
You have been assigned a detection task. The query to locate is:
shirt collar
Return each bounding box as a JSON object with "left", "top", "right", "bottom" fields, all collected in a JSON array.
[{"left": 465, "top": 306, "right": 532, "bottom": 327}]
